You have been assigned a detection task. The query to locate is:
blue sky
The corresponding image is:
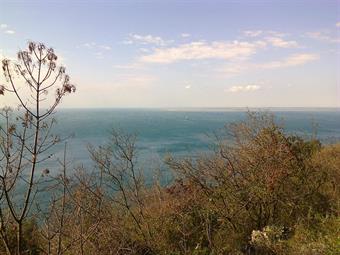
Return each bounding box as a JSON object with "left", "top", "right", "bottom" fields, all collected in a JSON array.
[{"left": 0, "top": 0, "right": 339, "bottom": 108}]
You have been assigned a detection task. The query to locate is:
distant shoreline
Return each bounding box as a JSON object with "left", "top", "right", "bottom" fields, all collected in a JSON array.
[{"left": 56, "top": 107, "right": 340, "bottom": 112}]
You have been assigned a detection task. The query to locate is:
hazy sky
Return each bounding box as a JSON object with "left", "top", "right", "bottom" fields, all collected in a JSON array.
[{"left": 0, "top": 0, "right": 339, "bottom": 108}]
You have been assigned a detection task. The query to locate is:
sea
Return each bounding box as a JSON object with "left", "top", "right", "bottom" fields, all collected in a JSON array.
[
  {"left": 46, "top": 108, "right": 340, "bottom": 182},
  {"left": 2, "top": 108, "right": 340, "bottom": 207}
]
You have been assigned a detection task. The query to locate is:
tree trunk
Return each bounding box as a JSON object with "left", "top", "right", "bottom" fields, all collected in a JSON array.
[{"left": 16, "top": 222, "right": 22, "bottom": 255}]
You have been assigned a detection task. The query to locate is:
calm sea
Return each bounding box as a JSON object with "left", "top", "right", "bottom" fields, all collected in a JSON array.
[
  {"left": 46, "top": 109, "right": 340, "bottom": 179},
  {"left": 3, "top": 109, "right": 340, "bottom": 206}
]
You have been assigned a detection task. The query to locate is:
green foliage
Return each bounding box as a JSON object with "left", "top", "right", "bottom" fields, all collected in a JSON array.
[
  {"left": 163, "top": 112, "right": 339, "bottom": 254},
  {"left": 287, "top": 215, "right": 340, "bottom": 255},
  {"left": 0, "top": 218, "right": 40, "bottom": 255}
]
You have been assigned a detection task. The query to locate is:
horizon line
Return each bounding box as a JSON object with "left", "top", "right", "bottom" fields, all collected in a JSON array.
[{"left": 56, "top": 106, "right": 340, "bottom": 111}]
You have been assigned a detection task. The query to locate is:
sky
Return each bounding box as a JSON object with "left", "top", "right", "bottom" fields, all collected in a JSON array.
[{"left": 0, "top": 0, "right": 339, "bottom": 108}]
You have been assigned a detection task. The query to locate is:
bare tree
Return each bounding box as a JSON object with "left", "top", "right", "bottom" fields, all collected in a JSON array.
[
  {"left": 89, "top": 129, "right": 153, "bottom": 251},
  {"left": 0, "top": 42, "right": 75, "bottom": 254}
]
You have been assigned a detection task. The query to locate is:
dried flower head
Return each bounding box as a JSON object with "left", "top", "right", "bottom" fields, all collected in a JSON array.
[
  {"left": 28, "top": 42, "right": 36, "bottom": 53},
  {"left": 2, "top": 59, "right": 9, "bottom": 72},
  {"left": 63, "top": 84, "right": 76, "bottom": 93},
  {"left": 0, "top": 85, "right": 4, "bottom": 95},
  {"left": 47, "top": 50, "right": 57, "bottom": 61},
  {"left": 42, "top": 169, "right": 50, "bottom": 176},
  {"left": 37, "top": 43, "right": 46, "bottom": 51},
  {"left": 8, "top": 124, "right": 16, "bottom": 134}
]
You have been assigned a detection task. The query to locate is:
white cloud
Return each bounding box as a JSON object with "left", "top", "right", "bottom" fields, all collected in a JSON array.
[
  {"left": 81, "top": 42, "right": 111, "bottom": 50},
  {"left": 181, "top": 33, "right": 191, "bottom": 38},
  {"left": 266, "top": 37, "right": 298, "bottom": 48},
  {"left": 78, "top": 42, "right": 111, "bottom": 59},
  {"left": 228, "top": 85, "right": 261, "bottom": 93},
  {"left": 99, "top": 45, "right": 111, "bottom": 50},
  {"left": 185, "top": 83, "right": 191, "bottom": 89},
  {"left": 125, "top": 34, "right": 171, "bottom": 46},
  {"left": 257, "top": 53, "right": 318, "bottom": 69},
  {"left": 306, "top": 31, "right": 340, "bottom": 43},
  {"left": 282, "top": 53, "right": 318, "bottom": 66},
  {"left": 266, "top": 31, "right": 288, "bottom": 38},
  {"left": 219, "top": 53, "right": 318, "bottom": 76},
  {"left": 243, "top": 30, "right": 298, "bottom": 48},
  {"left": 82, "top": 42, "right": 96, "bottom": 48},
  {"left": 336, "top": 22, "right": 340, "bottom": 27},
  {"left": 140, "top": 40, "right": 266, "bottom": 64},
  {"left": 243, "top": 30, "right": 263, "bottom": 37},
  {"left": 243, "top": 30, "right": 287, "bottom": 38},
  {"left": 0, "top": 24, "right": 14, "bottom": 36},
  {"left": 113, "top": 63, "right": 143, "bottom": 69},
  {"left": 4, "top": 30, "right": 15, "bottom": 34}
]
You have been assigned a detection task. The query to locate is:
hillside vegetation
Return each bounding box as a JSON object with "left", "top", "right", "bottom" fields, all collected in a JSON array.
[{"left": 1, "top": 112, "right": 338, "bottom": 255}]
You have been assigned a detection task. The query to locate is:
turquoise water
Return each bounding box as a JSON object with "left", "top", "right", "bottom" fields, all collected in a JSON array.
[
  {"left": 47, "top": 109, "right": 340, "bottom": 177},
  {"left": 2, "top": 109, "right": 340, "bottom": 207}
]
